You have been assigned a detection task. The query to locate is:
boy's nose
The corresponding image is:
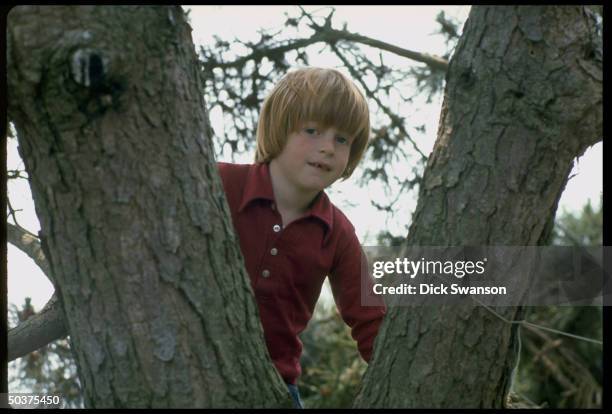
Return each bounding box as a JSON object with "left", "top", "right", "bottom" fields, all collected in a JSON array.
[{"left": 319, "top": 134, "right": 335, "bottom": 154}]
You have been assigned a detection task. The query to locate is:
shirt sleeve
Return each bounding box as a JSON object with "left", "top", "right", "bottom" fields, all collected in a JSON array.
[{"left": 328, "top": 228, "right": 386, "bottom": 362}]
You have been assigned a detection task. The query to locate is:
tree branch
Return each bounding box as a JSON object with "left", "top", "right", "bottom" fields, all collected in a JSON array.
[
  {"left": 330, "top": 43, "right": 427, "bottom": 160},
  {"left": 8, "top": 292, "right": 67, "bottom": 361},
  {"left": 211, "top": 25, "right": 448, "bottom": 73},
  {"left": 7, "top": 222, "right": 52, "bottom": 281},
  {"left": 7, "top": 222, "right": 67, "bottom": 361},
  {"left": 332, "top": 28, "right": 449, "bottom": 71},
  {"left": 297, "top": 6, "right": 449, "bottom": 71}
]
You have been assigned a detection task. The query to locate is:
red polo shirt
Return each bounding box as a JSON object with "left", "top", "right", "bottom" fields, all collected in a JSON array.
[{"left": 217, "top": 162, "right": 386, "bottom": 385}]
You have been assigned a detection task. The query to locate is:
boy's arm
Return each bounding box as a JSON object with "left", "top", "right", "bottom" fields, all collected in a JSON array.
[{"left": 328, "top": 229, "right": 386, "bottom": 362}]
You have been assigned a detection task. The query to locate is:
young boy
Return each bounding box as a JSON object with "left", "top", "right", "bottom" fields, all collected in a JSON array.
[{"left": 217, "top": 67, "right": 386, "bottom": 408}]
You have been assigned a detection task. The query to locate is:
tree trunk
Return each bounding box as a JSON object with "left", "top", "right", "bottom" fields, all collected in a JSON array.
[
  {"left": 355, "top": 6, "right": 601, "bottom": 408},
  {"left": 7, "top": 6, "right": 291, "bottom": 408}
]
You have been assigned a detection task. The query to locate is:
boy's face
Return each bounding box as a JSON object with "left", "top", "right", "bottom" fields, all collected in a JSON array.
[{"left": 272, "top": 121, "right": 352, "bottom": 195}]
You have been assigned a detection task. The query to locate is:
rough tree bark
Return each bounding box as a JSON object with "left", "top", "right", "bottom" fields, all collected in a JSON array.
[
  {"left": 6, "top": 5, "right": 601, "bottom": 409},
  {"left": 7, "top": 5, "right": 291, "bottom": 408},
  {"left": 354, "top": 6, "right": 601, "bottom": 408}
]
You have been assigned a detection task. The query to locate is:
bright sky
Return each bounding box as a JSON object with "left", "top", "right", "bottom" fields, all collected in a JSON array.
[{"left": 6, "top": 6, "right": 602, "bottom": 312}]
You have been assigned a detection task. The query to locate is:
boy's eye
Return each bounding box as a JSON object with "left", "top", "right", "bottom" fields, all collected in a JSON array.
[
  {"left": 304, "top": 128, "right": 318, "bottom": 135},
  {"left": 336, "top": 136, "right": 348, "bottom": 145}
]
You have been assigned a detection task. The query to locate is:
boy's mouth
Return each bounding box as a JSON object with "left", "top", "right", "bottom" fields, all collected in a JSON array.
[{"left": 307, "top": 161, "right": 332, "bottom": 172}]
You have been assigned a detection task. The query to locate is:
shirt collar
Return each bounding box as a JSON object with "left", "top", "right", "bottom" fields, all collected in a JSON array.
[{"left": 239, "top": 162, "right": 334, "bottom": 234}]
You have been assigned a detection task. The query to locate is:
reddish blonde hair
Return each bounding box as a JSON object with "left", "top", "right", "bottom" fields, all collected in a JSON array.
[{"left": 255, "top": 67, "right": 370, "bottom": 179}]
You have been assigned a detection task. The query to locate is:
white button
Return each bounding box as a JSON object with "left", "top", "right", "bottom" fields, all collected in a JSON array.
[
  {"left": 270, "top": 248, "right": 278, "bottom": 256},
  {"left": 262, "top": 269, "right": 270, "bottom": 278},
  {"left": 273, "top": 224, "right": 281, "bottom": 232}
]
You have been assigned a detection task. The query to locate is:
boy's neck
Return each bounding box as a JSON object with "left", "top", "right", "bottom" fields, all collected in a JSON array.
[{"left": 268, "top": 160, "right": 320, "bottom": 219}]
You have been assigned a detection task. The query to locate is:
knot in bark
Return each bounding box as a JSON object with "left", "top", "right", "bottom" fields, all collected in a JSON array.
[{"left": 70, "top": 48, "right": 108, "bottom": 90}]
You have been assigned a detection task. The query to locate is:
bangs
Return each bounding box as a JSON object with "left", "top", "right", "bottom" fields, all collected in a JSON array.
[{"left": 287, "top": 72, "right": 369, "bottom": 138}]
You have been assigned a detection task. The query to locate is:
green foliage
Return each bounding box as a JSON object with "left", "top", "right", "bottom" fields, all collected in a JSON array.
[
  {"left": 514, "top": 306, "right": 602, "bottom": 408},
  {"left": 511, "top": 200, "right": 603, "bottom": 408},
  {"left": 552, "top": 197, "right": 602, "bottom": 246},
  {"left": 298, "top": 284, "right": 367, "bottom": 408}
]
